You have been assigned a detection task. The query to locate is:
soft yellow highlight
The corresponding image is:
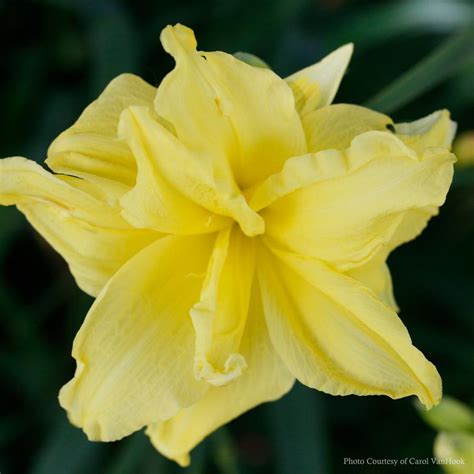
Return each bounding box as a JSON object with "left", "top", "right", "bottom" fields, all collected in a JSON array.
[{"left": 0, "top": 23, "right": 456, "bottom": 466}]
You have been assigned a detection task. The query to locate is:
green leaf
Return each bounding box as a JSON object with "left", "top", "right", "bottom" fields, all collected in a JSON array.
[
  {"left": 327, "top": 0, "right": 474, "bottom": 51},
  {"left": 266, "top": 384, "right": 328, "bottom": 474},
  {"left": 364, "top": 27, "right": 474, "bottom": 113}
]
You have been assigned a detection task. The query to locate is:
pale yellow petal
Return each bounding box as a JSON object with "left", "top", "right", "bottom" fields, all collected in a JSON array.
[
  {"left": 258, "top": 243, "right": 441, "bottom": 408},
  {"left": 387, "top": 207, "right": 438, "bottom": 254},
  {"left": 147, "top": 284, "right": 294, "bottom": 466},
  {"left": 190, "top": 225, "right": 256, "bottom": 386},
  {"left": 156, "top": 24, "right": 306, "bottom": 189},
  {"left": 302, "top": 104, "right": 392, "bottom": 153},
  {"left": 254, "top": 132, "right": 454, "bottom": 271},
  {"left": 346, "top": 258, "right": 398, "bottom": 311},
  {"left": 286, "top": 44, "right": 353, "bottom": 116},
  {"left": 47, "top": 74, "right": 156, "bottom": 199},
  {"left": 347, "top": 207, "right": 438, "bottom": 297},
  {"left": 59, "top": 235, "right": 215, "bottom": 441},
  {"left": 0, "top": 157, "right": 158, "bottom": 296},
  {"left": 366, "top": 110, "right": 457, "bottom": 259},
  {"left": 0, "top": 157, "right": 108, "bottom": 221},
  {"left": 118, "top": 106, "right": 230, "bottom": 234},
  {"left": 119, "top": 106, "right": 262, "bottom": 236},
  {"left": 395, "top": 110, "right": 457, "bottom": 154}
]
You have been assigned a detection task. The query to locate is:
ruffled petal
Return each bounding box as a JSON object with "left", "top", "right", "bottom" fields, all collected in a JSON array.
[
  {"left": 386, "top": 207, "right": 437, "bottom": 255},
  {"left": 395, "top": 110, "right": 456, "bottom": 154},
  {"left": 190, "top": 225, "right": 256, "bottom": 386},
  {"left": 354, "top": 111, "right": 457, "bottom": 275},
  {"left": 352, "top": 208, "right": 437, "bottom": 314},
  {"left": 147, "top": 284, "right": 294, "bottom": 466},
  {"left": 302, "top": 104, "right": 392, "bottom": 153},
  {"left": 252, "top": 132, "right": 454, "bottom": 271},
  {"left": 59, "top": 234, "right": 215, "bottom": 441},
  {"left": 0, "top": 157, "right": 158, "bottom": 296},
  {"left": 346, "top": 258, "right": 398, "bottom": 311},
  {"left": 258, "top": 243, "right": 441, "bottom": 408},
  {"left": 380, "top": 110, "right": 456, "bottom": 254},
  {"left": 156, "top": 24, "right": 306, "bottom": 189},
  {"left": 367, "top": 111, "right": 457, "bottom": 259},
  {"left": 47, "top": 74, "right": 156, "bottom": 199},
  {"left": 118, "top": 106, "right": 230, "bottom": 234},
  {"left": 119, "top": 105, "right": 262, "bottom": 236},
  {"left": 285, "top": 44, "right": 353, "bottom": 117}
]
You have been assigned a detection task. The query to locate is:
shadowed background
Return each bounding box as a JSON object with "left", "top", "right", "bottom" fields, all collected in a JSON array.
[{"left": 1, "top": 0, "right": 473, "bottom": 473}]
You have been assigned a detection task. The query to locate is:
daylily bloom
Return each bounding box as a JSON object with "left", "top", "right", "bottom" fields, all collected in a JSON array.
[{"left": 0, "top": 24, "right": 456, "bottom": 466}]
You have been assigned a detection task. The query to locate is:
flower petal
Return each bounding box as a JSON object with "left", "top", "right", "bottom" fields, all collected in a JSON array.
[
  {"left": 59, "top": 234, "right": 215, "bottom": 441},
  {"left": 346, "top": 258, "right": 398, "bottom": 311},
  {"left": 351, "top": 111, "right": 457, "bottom": 282},
  {"left": 344, "top": 208, "right": 432, "bottom": 313},
  {"left": 156, "top": 24, "right": 306, "bottom": 189},
  {"left": 285, "top": 44, "right": 353, "bottom": 116},
  {"left": 119, "top": 106, "right": 262, "bottom": 236},
  {"left": 190, "top": 225, "right": 256, "bottom": 386},
  {"left": 302, "top": 104, "right": 392, "bottom": 153},
  {"left": 258, "top": 243, "right": 441, "bottom": 408},
  {"left": 367, "top": 110, "right": 456, "bottom": 258},
  {"left": 147, "top": 284, "right": 294, "bottom": 467},
  {"left": 395, "top": 110, "right": 457, "bottom": 154},
  {"left": 0, "top": 157, "right": 158, "bottom": 296},
  {"left": 386, "top": 207, "right": 438, "bottom": 255},
  {"left": 254, "top": 132, "right": 454, "bottom": 270},
  {"left": 118, "top": 106, "right": 230, "bottom": 234},
  {"left": 47, "top": 74, "right": 156, "bottom": 198}
]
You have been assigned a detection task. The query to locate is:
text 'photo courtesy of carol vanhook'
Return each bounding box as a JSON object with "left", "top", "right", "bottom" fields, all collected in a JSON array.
[{"left": 0, "top": 1, "right": 473, "bottom": 474}]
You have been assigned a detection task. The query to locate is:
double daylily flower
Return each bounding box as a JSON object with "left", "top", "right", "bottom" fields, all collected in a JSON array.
[{"left": 0, "top": 24, "right": 456, "bottom": 466}]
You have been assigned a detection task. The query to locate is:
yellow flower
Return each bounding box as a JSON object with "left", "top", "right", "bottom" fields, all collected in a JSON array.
[{"left": 0, "top": 24, "right": 456, "bottom": 466}]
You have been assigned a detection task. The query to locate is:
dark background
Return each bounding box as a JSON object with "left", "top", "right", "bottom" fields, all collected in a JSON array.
[{"left": 1, "top": 0, "right": 473, "bottom": 473}]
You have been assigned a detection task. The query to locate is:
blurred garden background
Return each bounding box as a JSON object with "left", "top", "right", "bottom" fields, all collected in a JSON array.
[{"left": 1, "top": 0, "right": 474, "bottom": 473}]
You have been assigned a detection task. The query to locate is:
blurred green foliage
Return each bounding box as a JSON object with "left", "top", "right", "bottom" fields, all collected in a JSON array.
[{"left": 1, "top": 0, "right": 473, "bottom": 473}]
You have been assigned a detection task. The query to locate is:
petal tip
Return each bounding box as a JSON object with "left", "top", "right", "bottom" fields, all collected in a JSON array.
[
  {"left": 339, "top": 42, "right": 354, "bottom": 56},
  {"left": 160, "top": 23, "right": 197, "bottom": 57},
  {"left": 194, "top": 353, "right": 247, "bottom": 387},
  {"left": 147, "top": 425, "right": 192, "bottom": 467},
  {"left": 415, "top": 361, "right": 442, "bottom": 411},
  {"left": 240, "top": 212, "right": 265, "bottom": 237}
]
